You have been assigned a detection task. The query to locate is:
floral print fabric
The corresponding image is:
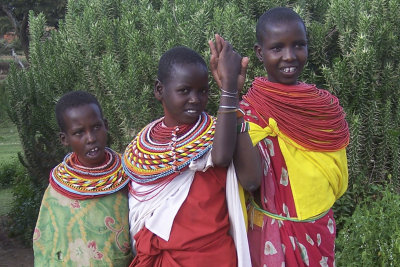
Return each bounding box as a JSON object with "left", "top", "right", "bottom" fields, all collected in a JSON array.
[
  {"left": 243, "top": 104, "right": 336, "bottom": 267},
  {"left": 33, "top": 185, "right": 132, "bottom": 266}
]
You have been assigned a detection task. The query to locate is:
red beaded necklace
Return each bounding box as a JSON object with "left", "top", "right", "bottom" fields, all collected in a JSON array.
[
  {"left": 149, "top": 121, "right": 194, "bottom": 143},
  {"left": 243, "top": 77, "right": 349, "bottom": 151}
]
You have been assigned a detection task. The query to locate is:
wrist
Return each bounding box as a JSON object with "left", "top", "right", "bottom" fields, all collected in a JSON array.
[{"left": 220, "top": 80, "right": 238, "bottom": 94}]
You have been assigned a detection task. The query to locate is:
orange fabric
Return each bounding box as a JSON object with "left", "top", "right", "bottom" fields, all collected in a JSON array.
[{"left": 130, "top": 167, "right": 237, "bottom": 267}]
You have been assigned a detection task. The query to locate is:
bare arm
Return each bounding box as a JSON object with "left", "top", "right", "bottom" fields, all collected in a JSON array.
[
  {"left": 209, "top": 37, "right": 240, "bottom": 167},
  {"left": 209, "top": 35, "right": 261, "bottom": 191},
  {"left": 233, "top": 117, "right": 262, "bottom": 191}
]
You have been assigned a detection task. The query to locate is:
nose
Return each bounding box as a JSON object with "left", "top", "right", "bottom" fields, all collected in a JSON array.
[
  {"left": 283, "top": 48, "right": 295, "bottom": 61},
  {"left": 87, "top": 131, "right": 96, "bottom": 143},
  {"left": 188, "top": 92, "right": 200, "bottom": 104}
]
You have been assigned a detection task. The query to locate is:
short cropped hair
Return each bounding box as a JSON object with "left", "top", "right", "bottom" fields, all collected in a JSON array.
[
  {"left": 157, "top": 46, "right": 207, "bottom": 84},
  {"left": 55, "top": 90, "right": 103, "bottom": 132},
  {"left": 256, "top": 7, "right": 306, "bottom": 44}
]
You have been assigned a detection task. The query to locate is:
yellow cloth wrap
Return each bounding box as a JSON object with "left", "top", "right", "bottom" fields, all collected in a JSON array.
[{"left": 248, "top": 119, "right": 348, "bottom": 220}]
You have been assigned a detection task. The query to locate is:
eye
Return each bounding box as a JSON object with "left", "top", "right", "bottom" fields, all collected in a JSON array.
[
  {"left": 73, "top": 130, "right": 83, "bottom": 136},
  {"left": 294, "top": 41, "right": 307, "bottom": 49},
  {"left": 271, "top": 47, "right": 282, "bottom": 52},
  {"left": 201, "top": 88, "right": 209, "bottom": 94},
  {"left": 178, "top": 88, "right": 189, "bottom": 94}
]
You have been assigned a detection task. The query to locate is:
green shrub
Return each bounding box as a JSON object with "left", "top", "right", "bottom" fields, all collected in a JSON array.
[
  {"left": 7, "top": 167, "right": 43, "bottom": 246},
  {"left": 0, "top": 159, "right": 39, "bottom": 245},
  {"left": 0, "top": 81, "right": 9, "bottom": 123},
  {"left": 0, "top": 17, "right": 13, "bottom": 36},
  {"left": 336, "top": 187, "right": 400, "bottom": 266},
  {"left": 324, "top": 0, "right": 400, "bottom": 188},
  {"left": 0, "top": 159, "right": 25, "bottom": 188}
]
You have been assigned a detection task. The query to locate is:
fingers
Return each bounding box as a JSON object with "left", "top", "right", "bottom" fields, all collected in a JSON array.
[
  {"left": 215, "top": 34, "right": 226, "bottom": 54},
  {"left": 209, "top": 34, "right": 246, "bottom": 90},
  {"left": 240, "top": 57, "right": 249, "bottom": 76},
  {"left": 237, "top": 56, "right": 249, "bottom": 93},
  {"left": 208, "top": 39, "right": 218, "bottom": 59},
  {"left": 209, "top": 37, "right": 222, "bottom": 88}
]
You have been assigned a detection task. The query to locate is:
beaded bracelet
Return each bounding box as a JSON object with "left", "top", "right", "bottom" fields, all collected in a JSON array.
[
  {"left": 237, "top": 122, "right": 250, "bottom": 133},
  {"left": 217, "top": 108, "right": 238, "bottom": 114},
  {"left": 220, "top": 88, "right": 238, "bottom": 95}
]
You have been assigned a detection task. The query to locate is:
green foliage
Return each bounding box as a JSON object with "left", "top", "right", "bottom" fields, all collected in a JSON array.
[
  {"left": 0, "top": 0, "right": 66, "bottom": 26},
  {"left": 336, "top": 186, "right": 400, "bottom": 266},
  {"left": 0, "top": 158, "right": 38, "bottom": 245},
  {"left": 0, "top": 16, "right": 12, "bottom": 34},
  {"left": 8, "top": 168, "right": 42, "bottom": 245},
  {"left": 0, "top": 80, "right": 8, "bottom": 122},
  {"left": 324, "top": 0, "right": 400, "bottom": 187},
  {"left": 0, "top": 159, "right": 24, "bottom": 187}
]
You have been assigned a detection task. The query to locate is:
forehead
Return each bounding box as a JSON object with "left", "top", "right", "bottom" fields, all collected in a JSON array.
[
  {"left": 62, "top": 104, "right": 102, "bottom": 125},
  {"left": 261, "top": 20, "right": 307, "bottom": 43},
  {"left": 166, "top": 63, "right": 208, "bottom": 85}
]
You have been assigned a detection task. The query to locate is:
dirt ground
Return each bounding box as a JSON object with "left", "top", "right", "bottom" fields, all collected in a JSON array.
[{"left": 0, "top": 216, "right": 33, "bottom": 267}]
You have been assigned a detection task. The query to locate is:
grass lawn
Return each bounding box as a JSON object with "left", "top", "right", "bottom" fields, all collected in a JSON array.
[{"left": 0, "top": 121, "right": 21, "bottom": 164}]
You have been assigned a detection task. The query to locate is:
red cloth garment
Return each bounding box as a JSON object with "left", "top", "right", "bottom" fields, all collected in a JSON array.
[
  {"left": 130, "top": 166, "right": 238, "bottom": 267},
  {"left": 242, "top": 101, "right": 336, "bottom": 267}
]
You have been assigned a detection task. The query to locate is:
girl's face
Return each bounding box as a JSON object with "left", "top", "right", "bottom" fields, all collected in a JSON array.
[
  {"left": 155, "top": 63, "right": 209, "bottom": 127},
  {"left": 59, "top": 104, "right": 108, "bottom": 167},
  {"left": 255, "top": 20, "right": 308, "bottom": 85}
]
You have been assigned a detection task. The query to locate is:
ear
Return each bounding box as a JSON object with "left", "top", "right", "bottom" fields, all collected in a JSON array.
[
  {"left": 154, "top": 79, "right": 164, "bottom": 102},
  {"left": 254, "top": 43, "right": 263, "bottom": 62},
  {"left": 59, "top": 132, "right": 69, "bottom": 147}
]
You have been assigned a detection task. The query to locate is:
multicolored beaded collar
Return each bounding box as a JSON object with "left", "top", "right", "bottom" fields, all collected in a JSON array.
[
  {"left": 50, "top": 148, "right": 128, "bottom": 199},
  {"left": 122, "top": 112, "right": 215, "bottom": 184}
]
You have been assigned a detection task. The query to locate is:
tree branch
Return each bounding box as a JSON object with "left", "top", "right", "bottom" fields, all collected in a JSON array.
[{"left": 1, "top": 4, "right": 18, "bottom": 31}]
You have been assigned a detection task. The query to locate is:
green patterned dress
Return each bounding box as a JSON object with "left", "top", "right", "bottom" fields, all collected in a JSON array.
[
  {"left": 33, "top": 149, "right": 132, "bottom": 266},
  {"left": 33, "top": 186, "right": 132, "bottom": 266}
]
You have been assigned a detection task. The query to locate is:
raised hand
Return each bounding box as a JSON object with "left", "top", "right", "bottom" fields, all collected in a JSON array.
[{"left": 208, "top": 34, "right": 249, "bottom": 94}]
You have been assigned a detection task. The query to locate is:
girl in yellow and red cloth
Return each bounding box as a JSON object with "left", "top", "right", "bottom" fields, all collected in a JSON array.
[
  {"left": 122, "top": 45, "right": 261, "bottom": 267},
  {"left": 210, "top": 7, "right": 350, "bottom": 267},
  {"left": 33, "top": 91, "right": 132, "bottom": 266}
]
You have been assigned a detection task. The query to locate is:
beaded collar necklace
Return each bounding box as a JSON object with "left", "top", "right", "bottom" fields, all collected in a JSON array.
[
  {"left": 123, "top": 112, "right": 215, "bottom": 185},
  {"left": 50, "top": 147, "right": 128, "bottom": 199},
  {"left": 243, "top": 77, "right": 349, "bottom": 151}
]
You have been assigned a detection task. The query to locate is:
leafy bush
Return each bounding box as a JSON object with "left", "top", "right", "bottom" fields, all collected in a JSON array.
[
  {"left": 0, "top": 159, "right": 25, "bottom": 188},
  {"left": 0, "top": 159, "right": 39, "bottom": 245},
  {"left": 0, "top": 17, "right": 13, "bottom": 36},
  {"left": 336, "top": 187, "right": 400, "bottom": 266},
  {"left": 324, "top": 0, "right": 400, "bottom": 188},
  {"left": 8, "top": 170, "right": 43, "bottom": 246},
  {"left": 0, "top": 81, "right": 9, "bottom": 123}
]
